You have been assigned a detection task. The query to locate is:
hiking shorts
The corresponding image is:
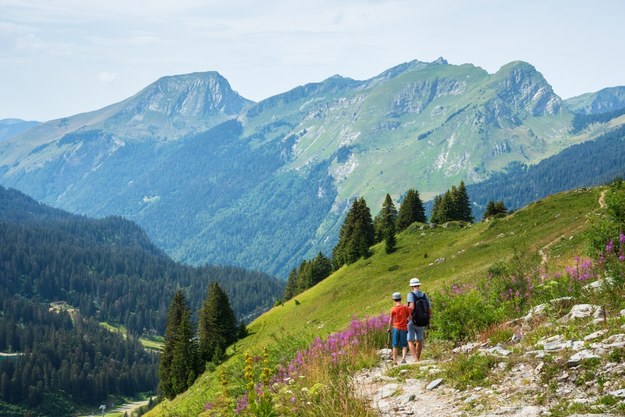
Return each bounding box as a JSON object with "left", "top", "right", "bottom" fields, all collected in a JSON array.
[
  {"left": 391, "top": 328, "right": 408, "bottom": 348},
  {"left": 407, "top": 321, "right": 425, "bottom": 342}
]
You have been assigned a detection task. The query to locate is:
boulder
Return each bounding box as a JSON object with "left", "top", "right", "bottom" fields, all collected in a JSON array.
[{"left": 426, "top": 378, "right": 444, "bottom": 390}]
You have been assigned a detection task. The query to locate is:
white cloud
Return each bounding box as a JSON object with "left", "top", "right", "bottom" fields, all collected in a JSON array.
[{"left": 97, "top": 71, "right": 117, "bottom": 83}]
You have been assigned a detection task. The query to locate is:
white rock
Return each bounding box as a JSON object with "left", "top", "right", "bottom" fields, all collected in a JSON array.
[
  {"left": 536, "top": 334, "right": 564, "bottom": 346},
  {"left": 379, "top": 383, "right": 399, "bottom": 399},
  {"left": 452, "top": 342, "right": 479, "bottom": 354},
  {"left": 558, "top": 304, "right": 603, "bottom": 323},
  {"left": 568, "top": 350, "right": 600, "bottom": 366},
  {"left": 524, "top": 303, "right": 548, "bottom": 321},
  {"left": 610, "top": 388, "right": 625, "bottom": 398},
  {"left": 464, "top": 393, "right": 480, "bottom": 403},
  {"left": 426, "top": 378, "right": 444, "bottom": 390},
  {"left": 543, "top": 340, "right": 573, "bottom": 352},
  {"left": 485, "top": 345, "right": 512, "bottom": 356},
  {"left": 584, "top": 329, "right": 608, "bottom": 341}
]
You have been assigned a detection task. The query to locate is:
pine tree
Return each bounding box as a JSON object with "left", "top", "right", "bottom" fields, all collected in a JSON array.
[
  {"left": 375, "top": 194, "right": 397, "bottom": 243},
  {"left": 332, "top": 197, "right": 375, "bottom": 268},
  {"left": 198, "top": 282, "right": 238, "bottom": 364},
  {"left": 170, "top": 306, "right": 200, "bottom": 395},
  {"left": 384, "top": 221, "right": 396, "bottom": 254},
  {"left": 159, "top": 290, "right": 199, "bottom": 399},
  {"left": 283, "top": 268, "right": 298, "bottom": 301},
  {"left": 483, "top": 200, "right": 508, "bottom": 220},
  {"left": 396, "top": 189, "right": 426, "bottom": 232},
  {"left": 430, "top": 195, "right": 443, "bottom": 224},
  {"left": 456, "top": 181, "right": 473, "bottom": 222}
]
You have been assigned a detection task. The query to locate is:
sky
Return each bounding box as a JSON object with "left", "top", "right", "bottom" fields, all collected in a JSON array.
[{"left": 1, "top": 0, "right": 624, "bottom": 122}]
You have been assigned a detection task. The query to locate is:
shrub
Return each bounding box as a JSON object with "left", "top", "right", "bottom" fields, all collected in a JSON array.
[
  {"left": 443, "top": 353, "right": 497, "bottom": 389},
  {"left": 431, "top": 288, "right": 502, "bottom": 342}
]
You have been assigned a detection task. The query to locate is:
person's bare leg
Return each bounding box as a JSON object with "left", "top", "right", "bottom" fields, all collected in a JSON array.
[
  {"left": 408, "top": 340, "right": 417, "bottom": 361},
  {"left": 392, "top": 347, "right": 398, "bottom": 364},
  {"left": 415, "top": 340, "right": 423, "bottom": 361},
  {"left": 401, "top": 347, "right": 407, "bottom": 362}
]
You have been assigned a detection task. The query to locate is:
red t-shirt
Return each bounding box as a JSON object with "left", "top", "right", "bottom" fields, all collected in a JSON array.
[{"left": 390, "top": 305, "right": 410, "bottom": 331}]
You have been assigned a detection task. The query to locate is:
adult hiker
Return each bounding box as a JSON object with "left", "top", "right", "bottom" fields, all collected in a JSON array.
[{"left": 407, "top": 277, "right": 432, "bottom": 361}]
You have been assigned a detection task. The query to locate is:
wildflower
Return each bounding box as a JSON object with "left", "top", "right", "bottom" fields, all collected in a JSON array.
[
  {"left": 620, "top": 233, "right": 625, "bottom": 244},
  {"left": 234, "top": 393, "right": 249, "bottom": 414},
  {"left": 606, "top": 240, "right": 614, "bottom": 253},
  {"left": 619, "top": 255, "right": 625, "bottom": 262}
]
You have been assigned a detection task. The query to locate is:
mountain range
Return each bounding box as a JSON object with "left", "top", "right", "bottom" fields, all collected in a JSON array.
[{"left": 1, "top": 59, "right": 625, "bottom": 277}]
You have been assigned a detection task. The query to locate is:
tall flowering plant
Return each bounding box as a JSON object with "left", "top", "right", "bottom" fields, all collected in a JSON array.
[
  {"left": 205, "top": 314, "right": 387, "bottom": 416},
  {"left": 600, "top": 233, "right": 625, "bottom": 285}
]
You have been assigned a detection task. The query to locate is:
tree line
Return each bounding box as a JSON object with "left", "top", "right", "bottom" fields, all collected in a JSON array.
[{"left": 284, "top": 183, "right": 479, "bottom": 301}]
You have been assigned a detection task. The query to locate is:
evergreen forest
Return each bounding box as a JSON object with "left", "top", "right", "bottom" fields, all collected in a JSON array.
[{"left": 0, "top": 186, "right": 284, "bottom": 415}]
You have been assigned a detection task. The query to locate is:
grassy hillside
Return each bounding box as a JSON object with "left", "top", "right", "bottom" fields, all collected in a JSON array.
[{"left": 147, "top": 186, "right": 603, "bottom": 416}]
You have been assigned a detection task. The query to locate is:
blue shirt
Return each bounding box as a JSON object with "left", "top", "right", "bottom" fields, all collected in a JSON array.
[{"left": 407, "top": 290, "right": 431, "bottom": 310}]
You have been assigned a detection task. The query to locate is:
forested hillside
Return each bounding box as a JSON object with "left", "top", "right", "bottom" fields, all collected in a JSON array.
[
  {"left": 0, "top": 296, "right": 157, "bottom": 416},
  {"left": 466, "top": 124, "right": 625, "bottom": 219},
  {"left": 0, "top": 186, "right": 284, "bottom": 332},
  {"left": 0, "top": 186, "right": 284, "bottom": 416}
]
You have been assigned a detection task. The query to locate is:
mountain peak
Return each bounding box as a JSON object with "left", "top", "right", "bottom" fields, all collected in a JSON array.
[
  {"left": 492, "top": 61, "right": 561, "bottom": 116},
  {"left": 134, "top": 71, "right": 253, "bottom": 119}
]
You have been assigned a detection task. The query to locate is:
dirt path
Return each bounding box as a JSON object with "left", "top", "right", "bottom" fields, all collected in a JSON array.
[
  {"left": 599, "top": 188, "right": 607, "bottom": 208},
  {"left": 539, "top": 188, "right": 608, "bottom": 266},
  {"left": 110, "top": 399, "right": 149, "bottom": 416},
  {"left": 354, "top": 349, "right": 463, "bottom": 417}
]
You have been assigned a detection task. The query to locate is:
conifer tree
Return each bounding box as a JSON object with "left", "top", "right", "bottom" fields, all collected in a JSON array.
[
  {"left": 456, "top": 181, "right": 473, "bottom": 222},
  {"left": 374, "top": 194, "right": 398, "bottom": 242},
  {"left": 396, "top": 188, "right": 426, "bottom": 232},
  {"left": 332, "top": 197, "right": 375, "bottom": 268},
  {"left": 430, "top": 195, "right": 443, "bottom": 224},
  {"left": 283, "top": 268, "right": 298, "bottom": 301},
  {"left": 159, "top": 290, "right": 200, "bottom": 399},
  {"left": 283, "top": 252, "right": 332, "bottom": 300},
  {"left": 198, "top": 282, "right": 238, "bottom": 364},
  {"left": 483, "top": 200, "right": 508, "bottom": 220},
  {"left": 384, "top": 221, "right": 396, "bottom": 254}
]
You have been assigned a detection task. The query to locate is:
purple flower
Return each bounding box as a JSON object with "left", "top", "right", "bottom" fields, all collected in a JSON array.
[
  {"left": 619, "top": 255, "right": 625, "bottom": 262},
  {"left": 620, "top": 233, "right": 625, "bottom": 244},
  {"left": 606, "top": 240, "right": 614, "bottom": 253},
  {"left": 234, "top": 393, "right": 249, "bottom": 414}
]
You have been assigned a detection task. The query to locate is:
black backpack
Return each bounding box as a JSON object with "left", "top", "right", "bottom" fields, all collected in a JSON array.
[{"left": 411, "top": 292, "right": 430, "bottom": 326}]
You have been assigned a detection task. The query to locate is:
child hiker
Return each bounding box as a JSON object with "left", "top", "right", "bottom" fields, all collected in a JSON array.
[{"left": 387, "top": 292, "right": 410, "bottom": 365}]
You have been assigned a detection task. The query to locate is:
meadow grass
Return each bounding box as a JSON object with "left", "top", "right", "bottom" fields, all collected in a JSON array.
[{"left": 147, "top": 187, "right": 604, "bottom": 416}]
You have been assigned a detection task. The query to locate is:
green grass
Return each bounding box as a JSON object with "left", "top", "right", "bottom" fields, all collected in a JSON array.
[
  {"left": 146, "top": 186, "right": 604, "bottom": 416},
  {"left": 99, "top": 322, "right": 164, "bottom": 351}
]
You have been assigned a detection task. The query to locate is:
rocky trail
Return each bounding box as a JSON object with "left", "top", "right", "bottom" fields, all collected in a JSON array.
[
  {"left": 354, "top": 352, "right": 463, "bottom": 416},
  {"left": 355, "top": 301, "right": 625, "bottom": 417}
]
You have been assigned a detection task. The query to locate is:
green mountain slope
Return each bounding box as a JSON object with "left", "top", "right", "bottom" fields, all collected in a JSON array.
[
  {"left": 147, "top": 186, "right": 604, "bottom": 416},
  {"left": 0, "top": 59, "right": 622, "bottom": 278}
]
